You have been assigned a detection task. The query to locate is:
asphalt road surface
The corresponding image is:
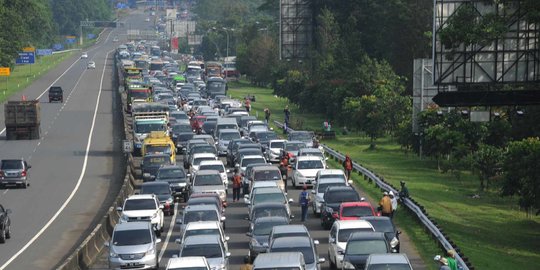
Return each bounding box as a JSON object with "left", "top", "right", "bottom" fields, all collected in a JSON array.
[{"left": 0, "top": 24, "right": 125, "bottom": 270}]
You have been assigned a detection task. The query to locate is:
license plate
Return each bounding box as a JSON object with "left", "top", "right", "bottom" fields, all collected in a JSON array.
[{"left": 306, "top": 180, "right": 311, "bottom": 184}]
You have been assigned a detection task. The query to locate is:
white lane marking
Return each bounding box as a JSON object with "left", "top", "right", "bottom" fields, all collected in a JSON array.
[
  {"left": 2, "top": 190, "right": 7, "bottom": 195},
  {"left": 0, "top": 48, "right": 114, "bottom": 270},
  {"left": 158, "top": 203, "right": 179, "bottom": 263}
]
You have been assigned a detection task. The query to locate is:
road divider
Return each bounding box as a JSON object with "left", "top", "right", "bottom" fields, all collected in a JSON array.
[{"left": 273, "top": 120, "right": 474, "bottom": 270}]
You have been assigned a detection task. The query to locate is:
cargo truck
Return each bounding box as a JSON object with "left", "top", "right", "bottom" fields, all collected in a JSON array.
[
  {"left": 4, "top": 100, "right": 40, "bottom": 140},
  {"left": 142, "top": 131, "right": 176, "bottom": 163}
]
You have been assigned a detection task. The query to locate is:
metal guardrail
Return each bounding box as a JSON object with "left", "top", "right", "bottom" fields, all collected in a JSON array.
[{"left": 273, "top": 120, "right": 472, "bottom": 270}]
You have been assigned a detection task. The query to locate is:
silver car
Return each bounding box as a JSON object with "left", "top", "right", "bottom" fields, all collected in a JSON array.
[
  {"left": 311, "top": 178, "right": 348, "bottom": 216},
  {"left": 0, "top": 159, "right": 31, "bottom": 188},
  {"left": 268, "top": 236, "right": 325, "bottom": 270},
  {"left": 178, "top": 235, "right": 230, "bottom": 270},
  {"left": 190, "top": 170, "right": 227, "bottom": 203},
  {"left": 106, "top": 222, "right": 161, "bottom": 270}
]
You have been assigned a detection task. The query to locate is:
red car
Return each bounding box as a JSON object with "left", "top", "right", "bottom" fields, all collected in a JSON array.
[
  {"left": 190, "top": 115, "right": 206, "bottom": 132},
  {"left": 336, "top": 201, "right": 379, "bottom": 220}
]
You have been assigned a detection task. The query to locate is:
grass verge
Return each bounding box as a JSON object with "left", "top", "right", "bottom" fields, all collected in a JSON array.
[{"left": 228, "top": 81, "right": 540, "bottom": 270}]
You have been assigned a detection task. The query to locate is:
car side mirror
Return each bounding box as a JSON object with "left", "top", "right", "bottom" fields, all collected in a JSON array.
[
  {"left": 397, "top": 230, "right": 402, "bottom": 235},
  {"left": 226, "top": 169, "right": 231, "bottom": 173},
  {"left": 313, "top": 240, "right": 320, "bottom": 245},
  {"left": 329, "top": 238, "right": 336, "bottom": 244},
  {"left": 6, "top": 209, "right": 12, "bottom": 214},
  {"left": 311, "top": 190, "right": 316, "bottom": 194},
  {"left": 288, "top": 198, "right": 294, "bottom": 203},
  {"left": 220, "top": 216, "right": 226, "bottom": 221},
  {"left": 246, "top": 232, "right": 252, "bottom": 237},
  {"left": 27, "top": 165, "right": 32, "bottom": 169},
  {"left": 116, "top": 207, "right": 123, "bottom": 212},
  {"left": 325, "top": 157, "right": 329, "bottom": 161},
  {"left": 104, "top": 242, "right": 110, "bottom": 247},
  {"left": 175, "top": 238, "right": 181, "bottom": 244},
  {"left": 244, "top": 199, "right": 251, "bottom": 205},
  {"left": 347, "top": 180, "right": 353, "bottom": 185},
  {"left": 225, "top": 236, "right": 230, "bottom": 241},
  {"left": 176, "top": 219, "right": 183, "bottom": 224},
  {"left": 225, "top": 252, "right": 231, "bottom": 258},
  {"left": 338, "top": 250, "right": 344, "bottom": 255},
  {"left": 187, "top": 173, "right": 191, "bottom": 177},
  {"left": 156, "top": 238, "right": 162, "bottom": 244},
  {"left": 318, "top": 258, "right": 326, "bottom": 264},
  {"left": 159, "top": 205, "right": 164, "bottom": 209}
]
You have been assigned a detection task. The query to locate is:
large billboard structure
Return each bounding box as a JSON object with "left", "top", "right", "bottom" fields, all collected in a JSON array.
[
  {"left": 280, "top": 0, "right": 312, "bottom": 60},
  {"left": 433, "top": 0, "right": 540, "bottom": 85}
]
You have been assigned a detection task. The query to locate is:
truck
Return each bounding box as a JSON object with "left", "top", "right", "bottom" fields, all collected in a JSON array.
[
  {"left": 142, "top": 131, "right": 176, "bottom": 163},
  {"left": 204, "top": 77, "right": 227, "bottom": 98},
  {"left": 133, "top": 112, "right": 169, "bottom": 156},
  {"left": 205, "top": 61, "right": 223, "bottom": 79},
  {"left": 4, "top": 100, "right": 40, "bottom": 140},
  {"left": 223, "top": 57, "right": 239, "bottom": 81}
]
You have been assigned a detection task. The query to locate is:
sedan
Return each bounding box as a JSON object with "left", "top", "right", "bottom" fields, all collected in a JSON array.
[
  {"left": 177, "top": 235, "right": 230, "bottom": 270},
  {"left": 268, "top": 236, "right": 325, "bottom": 270},
  {"left": 87, "top": 61, "right": 96, "bottom": 69},
  {"left": 247, "top": 216, "right": 289, "bottom": 262},
  {"left": 0, "top": 204, "right": 12, "bottom": 243}
]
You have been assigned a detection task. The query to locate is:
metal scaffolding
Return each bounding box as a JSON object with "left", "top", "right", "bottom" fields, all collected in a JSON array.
[{"left": 280, "top": 0, "right": 312, "bottom": 60}]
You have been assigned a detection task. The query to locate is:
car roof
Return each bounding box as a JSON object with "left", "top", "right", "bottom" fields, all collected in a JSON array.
[
  {"left": 183, "top": 234, "right": 221, "bottom": 245},
  {"left": 318, "top": 169, "right": 345, "bottom": 175},
  {"left": 271, "top": 224, "right": 309, "bottom": 234},
  {"left": 194, "top": 169, "right": 221, "bottom": 176},
  {"left": 296, "top": 156, "right": 324, "bottom": 161},
  {"left": 141, "top": 181, "right": 170, "bottom": 188},
  {"left": 317, "top": 178, "right": 346, "bottom": 184},
  {"left": 254, "top": 216, "right": 290, "bottom": 225},
  {"left": 158, "top": 164, "right": 184, "bottom": 170},
  {"left": 252, "top": 165, "right": 280, "bottom": 172},
  {"left": 252, "top": 182, "right": 278, "bottom": 188},
  {"left": 192, "top": 153, "right": 217, "bottom": 158},
  {"left": 269, "top": 139, "right": 287, "bottom": 144},
  {"left": 184, "top": 204, "right": 219, "bottom": 212},
  {"left": 285, "top": 140, "right": 305, "bottom": 145},
  {"left": 299, "top": 148, "right": 322, "bottom": 153},
  {"left": 114, "top": 221, "right": 151, "bottom": 231},
  {"left": 253, "top": 252, "right": 304, "bottom": 268},
  {"left": 218, "top": 129, "right": 239, "bottom": 133},
  {"left": 326, "top": 186, "right": 356, "bottom": 193},
  {"left": 199, "top": 160, "right": 225, "bottom": 166},
  {"left": 348, "top": 231, "right": 386, "bottom": 241},
  {"left": 270, "top": 236, "right": 312, "bottom": 248},
  {"left": 335, "top": 220, "right": 375, "bottom": 230},
  {"left": 367, "top": 253, "right": 410, "bottom": 265},
  {"left": 126, "top": 194, "right": 156, "bottom": 200},
  {"left": 341, "top": 201, "right": 373, "bottom": 208},
  {"left": 185, "top": 220, "right": 221, "bottom": 230},
  {"left": 253, "top": 187, "right": 283, "bottom": 194},
  {"left": 167, "top": 256, "right": 208, "bottom": 268},
  {"left": 252, "top": 202, "right": 287, "bottom": 209},
  {"left": 242, "top": 155, "right": 265, "bottom": 160}
]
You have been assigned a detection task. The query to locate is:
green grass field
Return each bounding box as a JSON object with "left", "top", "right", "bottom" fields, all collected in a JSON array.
[{"left": 228, "top": 81, "right": 540, "bottom": 270}]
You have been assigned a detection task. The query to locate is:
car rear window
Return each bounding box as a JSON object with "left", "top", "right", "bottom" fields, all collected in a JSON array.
[
  {"left": 124, "top": 199, "right": 156, "bottom": 210},
  {"left": 346, "top": 240, "right": 388, "bottom": 255},
  {"left": 1, "top": 160, "right": 22, "bottom": 169},
  {"left": 194, "top": 174, "right": 222, "bottom": 186},
  {"left": 342, "top": 206, "right": 375, "bottom": 218},
  {"left": 325, "top": 190, "right": 359, "bottom": 203},
  {"left": 338, "top": 228, "right": 374, "bottom": 242},
  {"left": 113, "top": 229, "right": 151, "bottom": 246},
  {"left": 254, "top": 170, "right": 281, "bottom": 181}
]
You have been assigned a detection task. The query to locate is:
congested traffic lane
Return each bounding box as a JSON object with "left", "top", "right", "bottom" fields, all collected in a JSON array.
[{"left": 0, "top": 27, "right": 125, "bottom": 269}]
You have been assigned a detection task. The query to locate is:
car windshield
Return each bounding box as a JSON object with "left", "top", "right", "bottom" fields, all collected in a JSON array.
[
  {"left": 285, "top": 143, "right": 305, "bottom": 151},
  {"left": 184, "top": 210, "right": 218, "bottom": 223},
  {"left": 254, "top": 170, "right": 281, "bottom": 181},
  {"left": 367, "top": 220, "right": 395, "bottom": 233},
  {"left": 143, "top": 156, "right": 169, "bottom": 166},
  {"left": 172, "top": 125, "right": 192, "bottom": 133},
  {"left": 253, "top": 208, "right": 288, "bottom": 220},
  {"left": 199, "top": 164, "right": 225, "bottom": 173},
  {"left": 368, "top": 264, "right": 412, "bottom": 270},
  {"left": 171, "top": 112, "right": 188, "bottom": 120},
  {"left": 194, "top": 174, "right": 223, "bottom": 186},
  {"left": 325, "top": 191, "right": 360, "bottom": 203},
  {"left": 297, "top": 160, "right": 324, "bottom": 170},
  {"left": 124, "top": 199, "right": 156, "bottom": 210},
  {"left": 135, "top": 123, "right": 166, "bottom": 133},
  {"left": 242, "top": 158, "right": 266, "bottom": 167},
  {"left": 220, "top": 132, "right": 240, "bottom": 141},
  {"left": 342, "top": 206, "right": 374, "bottom": 217},
  {"left": 253, "top": 193, "right": 286, "bottom": 204},
  {"left": 338, "top": 228, "right": 374, "bottom": 242},
  {"left": 112, "top": 229, "right": 151, "bottom": 246},
  {"left": 193, "top": 100, "right": 208, "bottom": 105},
  {"left": 301, "top": 152, "right": 324, "bottom": 159},
  {"left": 194, "top": 157, "right": 216, "bottom": 166},
  {"left": 319, "top": 174, "right": 346, "bottom": 181},
  {"left": 158, "top": 168, "right": 186, "bottom": 179},
  {"left": 270, "top": 246, "right": 314, "bottom": 264},
  {"left": 270, "top": 141, "right": 284, "bottom": 149},
  {"left": 146, "top": 145, "right": 171, "bottom": 155},
  {"left": 257, "top": 133, "right": 277, "bottom": 141},
  {"left": 141, "top": 185, "right": 170, "bottom": 195},
  {"left": 191, "top": 146, "right": 216, "bottom": 155},
  {"left": 254, "top": 221, "right": 287, "bottom": 235},
  {"left": 181, "top": 243, "right": 223, "bottom": 258},
  {"left": 317, "top": 182, "right": 345, "bottom": 193},
  {"left": 346, "top": 240, "right": 388, "bottom": 255},
  {"left": 130, "top": 91, "right": 150, "bottom": 99},
  {"left": 184, "top": 229, "right": 220, "bottom": 238},
  {"left": 1, "top": 160, "right": 22, "bottom": 169}
]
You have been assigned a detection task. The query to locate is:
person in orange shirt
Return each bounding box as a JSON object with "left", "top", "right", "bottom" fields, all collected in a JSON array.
[
  {"left": 232, "top": 169, "right": 242, "bottom": 202},
  {"left": 379, "top": 192, "right": 393, "bottom": 217},
  {"left": 280, "top": 154, "right": 289, "bottom": 192}
]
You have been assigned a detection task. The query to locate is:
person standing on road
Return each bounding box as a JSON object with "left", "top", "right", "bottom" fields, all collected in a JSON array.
[
  {"left": 389, "top": 191, "right": 398, "bottom": 217},
  {"left": 446, "top": 250, "right": 458, "bottom": 270},
  {"left": 434, "top": 255, "right": 451, "bottom": 270},
  {"left": 264, "top": 107, "right": 271, "bottom": 124},
  {"left": 245, "top": 98, "right": 251, "bottom": 113},
  {"left": 280, "top": 154, "right": 289, "bottom": 193},
  {"left": 299, "top": 185, "right": 310, "bottom": 222},
  {"left": 232, "top": 169, "right": 242, "bottom": 202},
  {"left": 343, "top": 155, "right": 353, "bottom": 180},
  {"left": 378, "top": 192, "right": 393, "bottom": 217}
]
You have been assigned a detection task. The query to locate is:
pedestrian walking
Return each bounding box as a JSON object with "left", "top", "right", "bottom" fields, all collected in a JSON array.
[
  {"left": 378, "top": 191, "right": 393, "bottom": 217},
  {"left": 434, "top": 255, "right": 451, "bottom": 270},
  {"left": 399, "top": 181, "right": 409, "bottom": 201},
  {"left": 343, "top": 155, "right": 353, "bottom": 180},
  {"left": 299, "top": 185, "right": 310, "bottom": 222},
  {"left": 284, "top": 105, "right": 290, "bottom": 124},
  {"left": 245, "top": 98, "right": 251, "bottom": 113},
  {"left": 280, "top": 154, "right": 289, "bottom": 193},
  {"left": 389, "top": 191, "right": 398, "bottom": 217},
  {"left": 232, "top": 169, "right": 242, "bottom": 202},
  {"left": 264, "top": 108, "right": 271, "bottom": 124}
]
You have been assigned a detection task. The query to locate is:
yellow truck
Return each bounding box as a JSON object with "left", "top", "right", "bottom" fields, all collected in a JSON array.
[{"left": 142, "top": 131, "right": 176, "bottom": 164}]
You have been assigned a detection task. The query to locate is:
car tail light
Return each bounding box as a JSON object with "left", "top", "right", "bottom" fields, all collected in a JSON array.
[
  {"left": 21, "top": 171, "right": 27, "bottom": 177},
  {"left": 0, "top": 171, "right": 4, "bottom": 177}
]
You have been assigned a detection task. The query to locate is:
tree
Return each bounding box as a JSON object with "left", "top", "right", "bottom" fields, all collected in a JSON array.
[
  {"left": 472, "top": 144, "right": 504, "bottom": 191},
  {"left": 502, "top": 137, "right": 540, "bottom": 215},
  {"left": 344, "top": 95, "right": 385, "bottom": 149},
  {"left": 423, "top": 124, "right": 465, "bottom": 170}
]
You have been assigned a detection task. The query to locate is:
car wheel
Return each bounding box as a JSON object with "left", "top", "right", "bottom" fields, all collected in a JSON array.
[
  {"left": 22, "top": 182, "right": 28, "bottom": 189},
  {"left": 156, "top": 230, "right": 161, "bottom": 237},
  {"left": 0, "top": 228, "right": 5, "bottom": 243},
  {"left": 5, "top": 225, "right": 10, "bottom": 239},
  {"left": 292, "top": 178, "right": 296, "bottom": 188},
  {"left": 329, "top": 252, "right": 336, "bottom": 269}
]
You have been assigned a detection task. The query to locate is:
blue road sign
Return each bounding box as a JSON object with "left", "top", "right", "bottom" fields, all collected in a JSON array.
[
  {"left": 36, "top": 49, "right": 53, "bottom": 56},
  {"left": 53, "top": 43, "right": 64, "bottom": 51},
  {"left": 87, "top": 33, "right": 96, "bottom": 39},
  {"left": 16, "top": 52, "right": 35, "bottom": 64},
  {"left": 65, "top": 38, "right": 76, "bottom": 44}
]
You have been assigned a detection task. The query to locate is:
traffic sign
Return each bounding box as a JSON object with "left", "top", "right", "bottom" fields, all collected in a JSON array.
[
  {"left": 81, "top": 21, "right": 95, "bottom": 27},
  {"left": 16, "top": 52, "right": 35, "bottom": 64},
  {"left": 0, "top": 67, "right": 10, "bottom": 76},
  {"left": 36, "top": 49, "right": 53, "bottom": 56},
  {"left": 123, "top": 140, "right": 133, "bottom": 153},
  {"left": 22, "top": 47, "right": 35, "bottom": 52}
]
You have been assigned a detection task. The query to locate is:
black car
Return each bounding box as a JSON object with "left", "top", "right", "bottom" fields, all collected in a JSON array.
[
  {"left": 141, "top": 153, "right": 172, "bottom": 182},
  {"left": 140, "top": 181, "right": 175, "bottom": 215},
  {"left": 174, "top": 132, "right": 194, "bottom": 152},
  {"left": 155, "top": 165, "right": 190, "bottom": 202},
  {"left": 247, "top": 216, "right": 289, "bottom": 262},
  {"left": 320, "top": 186, "right": 361, "bottom": 229},
  {"left": 0, "top": 204, "right": 12, "bottom": 243},
  {"left": 341, "top": 232, "right": 391, "bottom": 270},
  {"left": 226, "top": 138, "right": 252, "bottom": 166},
  {"left": 48, "top": 86, "right": 63, "bottom": 103},
  {"left": 249, "top": 131, "right": 278, "bottom": 150},
  {"left": 362, "top": 216, "right": 401, "bottom": 252}
]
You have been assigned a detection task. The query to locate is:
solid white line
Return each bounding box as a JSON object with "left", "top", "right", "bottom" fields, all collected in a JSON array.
[
  {"left": 158, "top": 203, "right": 179, "bottom": 263},
  {"left": 0, "top": 49, "right": 113, "bottom": 270}
]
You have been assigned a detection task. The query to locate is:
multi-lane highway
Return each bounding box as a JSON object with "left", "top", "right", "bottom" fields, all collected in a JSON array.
[{"left": 0, "top": 19, "right": 130, "bottom": 270}]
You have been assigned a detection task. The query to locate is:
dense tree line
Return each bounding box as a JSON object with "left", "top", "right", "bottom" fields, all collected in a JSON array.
[{"left": 0, "top": 0, "right": 112, "bottom": 67}]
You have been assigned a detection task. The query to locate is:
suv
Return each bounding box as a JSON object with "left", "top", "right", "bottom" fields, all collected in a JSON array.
[
  {"left": 341, "top": 232, "right": 391, "bottom": 270},
  {"left": 320, "top": 186, "right": 361, "bottom": 229},
  {"left": 117, "top": 194, "right": 165, "bottom": 236},
  {"left": 328, "top": 220, "right": 375, "bottom": 269},
  {"left": 155, "top": 165, "right": 190, "bottom": 202},
  {"left": 190, "top": 170, "right": 227, "bottom": 203},
  {"left": 247, "top": 216, "right": 289, "bottom": 262},
  {"left": 0, "top": 159, "right": 31, "bottom": 188},
  {"left": 48, "top": 86, "right": 63, "bottom": 103},
  {"left": 106, "top": 221, "right": 161, "bottom": 270},
  {"left": 290, "top": 156, "right": 325, "bottom": 188},
  {"left": 0, "top": 204, "right": 12, "bottom": 243},
  {"left": 311, "top": 178, "right": 348, "bottom": 216},
  {"left": 268, "top": 236, "right": 325, "bottom": 270}
]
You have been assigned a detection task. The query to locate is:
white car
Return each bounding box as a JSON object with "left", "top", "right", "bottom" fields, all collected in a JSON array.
[
  {"left": 117, "top": 194, "right": 165, "bottom": 236},
  {"left": 311, "top": 178, "right": 348, "bottom": 215},
  {"left": 290, "top": 156, "right": 325, "bottom": 188},
  {"left": 177, "top": 221, "right": 230, "bottom": 250},
  {"left": 314, "top": 169, "right": 348, "bottom": 184},
  {"left": 328, "top": 220, "right": 375, "bottom": 269},
  {"left": 265, "top": 139, "right": 287, "bottom": 163},
  {"left": 166, "top": 256, "right": 210, "bottom": 270},
  {"left": 189, "top": 153, "right": 218, "bottom": 176},
  {"left": 87, "top": 61, "right": 96, "bottom": 69},
  {"left": 199, "top": 160, "right": 230, "bottom": 189},
  {"left": 81, "top": 52, "right": 88, "bottom": 59},
  {"left": 237, "top": 155, "right": 267, "bottom": 175}
]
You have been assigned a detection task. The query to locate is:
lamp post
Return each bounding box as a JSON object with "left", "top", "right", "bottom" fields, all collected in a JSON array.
[{"left": 221, "top": 27, "right": 234, "bottom": 59}]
